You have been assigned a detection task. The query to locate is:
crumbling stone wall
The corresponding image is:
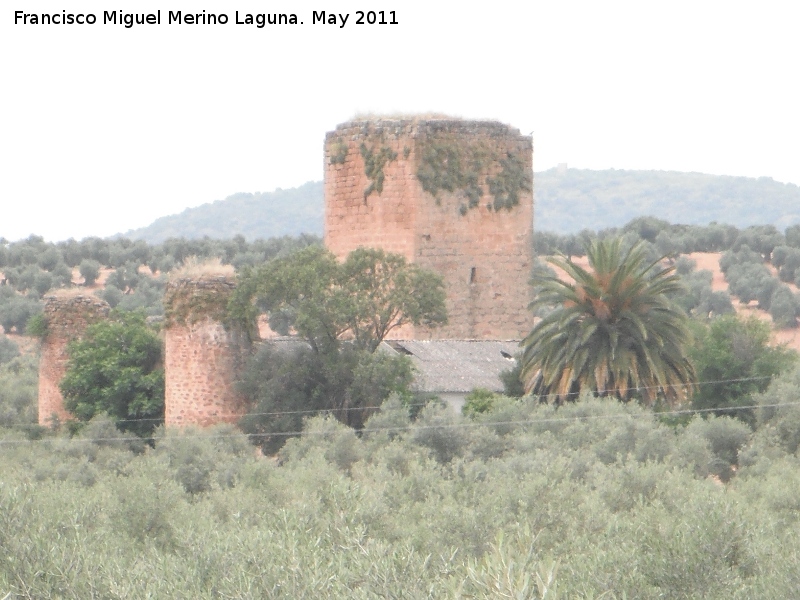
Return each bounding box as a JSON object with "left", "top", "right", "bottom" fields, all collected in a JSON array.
[
  {"left": 38, "top": 294, "right": 110, "bottom": 425},
  {"left": 163, "top": 277, "right": 248, "bottom": 427},
  {"left": 325, "top": 118, "right": 534, "bottom": 339}
]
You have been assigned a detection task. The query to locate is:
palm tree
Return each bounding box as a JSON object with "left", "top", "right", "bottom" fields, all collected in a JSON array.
[{"left": 521, "top": 237, "right": 695, "bottom": 405}]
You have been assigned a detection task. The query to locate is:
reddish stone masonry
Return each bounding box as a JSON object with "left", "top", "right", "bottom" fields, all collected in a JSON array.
[
  {"left": 324, "top": 118, "right": 535, "bottom": 340},
  {"left": 38, "top": 294, "right": 110, "bottom": 426},
  {"left": 163, "top": 277, "right": 248, "bottom": 427}
]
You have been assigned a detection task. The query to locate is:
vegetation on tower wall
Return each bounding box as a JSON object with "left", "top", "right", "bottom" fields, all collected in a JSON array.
[
  {"left": 163, "top": 278, "right": 236, "bottom": 328},
  {"left": 359, "top": 142, "right": 397, "bottom": 199},
  {"left": 415, "top": 133, "right": 531, "bottom": 216}
]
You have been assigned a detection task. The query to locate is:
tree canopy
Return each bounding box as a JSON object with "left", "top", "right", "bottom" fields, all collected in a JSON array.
[
  {"left": 521, "top": 237, "right": 695, "bottom": 404},
  {"left": 231, "top": 246, "right": 447, "bottom": 351},
  {"left": 690, "top": 314, "right": 796, "bottom": 424},
  {"left": 230, "top": 246, "right": 445, "bottom": 451},
  {"left": 60, "top": 311, "right": 164, "bottom": 437}
]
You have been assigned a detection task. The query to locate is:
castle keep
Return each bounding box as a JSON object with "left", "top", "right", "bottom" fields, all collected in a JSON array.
[
  {"left": 324, "top": 118, "right": 534, "bottom": 340},
  {"left": 38, "top": 293, "right": 110, "bottom": 426}
]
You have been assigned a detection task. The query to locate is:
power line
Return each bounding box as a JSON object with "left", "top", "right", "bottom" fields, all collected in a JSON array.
[
  {"left": 2, "top": 398, "right": 798, "bottom": 447},
  {"left": 90, "top": 374, "right": 780, "bottom": 426}
]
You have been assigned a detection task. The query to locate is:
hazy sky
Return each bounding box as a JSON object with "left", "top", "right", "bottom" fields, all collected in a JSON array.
[{"left": 3, "top": 0, "right": 798, "bottom": 242}]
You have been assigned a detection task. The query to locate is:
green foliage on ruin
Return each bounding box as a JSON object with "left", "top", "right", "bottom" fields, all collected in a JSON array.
[
  {"left": 415, "top": 134, "right": 530, "bottom": 216},
  {"left": 60, "top": 311, "right": 164, "bottom": 437},
  {"left": 25, "top": 312, "right": 48, "bottom": 340},
  {"left": 359, "top": 142, "right": 397, "bottom": 199},
  {"left": 163, "top": 278, "right": 235, "bottom": 329},
  {"left": 416, "top": 133, "right": 488, "bottom": 214},
  {"left": 328, "top": 140, "right": 348, "bottom": 165},
  {"left": 487, "top": 151, "right": 532, "bottom": 211}
]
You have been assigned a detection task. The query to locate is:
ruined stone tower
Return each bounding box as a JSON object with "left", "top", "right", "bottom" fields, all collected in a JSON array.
[
  {"left": 163, "top": 275, "right": 248, "bottom": 427},
  {"left": 38, "top": 292, "right": 110, "bottom": 425},
  {"left": 325, "top": 118, "right": 534, "bottom": 339}
]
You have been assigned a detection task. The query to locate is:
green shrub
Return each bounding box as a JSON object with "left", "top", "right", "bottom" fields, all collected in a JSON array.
[
  {"left": 0, "top": 294, "right": 42, "bottom": 333},
  {"left": 25, "top": 311, "right": 48, "bottom": 339},
  {"left": 0, "top": 334, "right": 20, "bottom": 364},
  {"left": 31, "top": 270, "right": 54, "bottom": 297},
  {"left": 60, "top": 311, "right": 164, "bottom": 437},
  {"left": 279, "top": 415, "right": 364, "bottom": 474},
  {"left": 154, "top": 424, "right": 253, "bottom": 494},
  {"left": 686, "top": 415, "right": 751, "bottom": 480},
  {"left": 97, "top": 284, "right": 123, "bottom": 308},
  {"left": 239, "top": 342, "right": 413, "bottom": 453},
  {"left": 362, "top": 393, "right": 412, "bottom": 442},
  {"left": 411, "top": 401, "right": 469, "bottom": 463},
  {"left": 769, "top": 285, "right": 800, "bottom": 328},
  {"left": 462, "top": 388, "right": 497, "bottom": 418},
  {"left": 455, "top": 529, "right": 559, "bottom": 599},
  {"left": 0, "top": 354, "right": 38, "bottom": 427},
  {"left": 78, "top": 258, "right": 101, "bottom": 286},
  {"left": 12, "top": 392, "right": 800, "bottom": 597},
  {"left": 754, "top": 366, "right": 800, "bottom": 454},
  {"left": 499, "top": 356, "right": 526, "bottom": 397},
  {"left": 635, "top": 492, "right": 757, "bottom": 596},
  {"left": 689, "top": 314, "right": 797, "bottom": 423}
]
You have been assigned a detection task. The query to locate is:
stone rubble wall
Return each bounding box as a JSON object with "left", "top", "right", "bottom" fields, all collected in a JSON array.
[
  {"left": 163, "top": 278, "right": 248, "bottom": 427},
  {"left": 324, "top": 119, "right": 534, "bottom": 340},
  {"left": 325, "top": 120, "right": 420, "bottom": 263},
  {"left": 38, "top": 295, "right": 110, "bottom": 426}
]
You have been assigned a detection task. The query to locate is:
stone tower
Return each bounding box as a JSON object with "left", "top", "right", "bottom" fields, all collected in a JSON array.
[
  {"left": 163, "top": 275, "right": 249, "bottom": 427},
  {"left": 38, "top": 292, "right": 110, "bottom": 426},
  {"left": 324, "top": 118, "right": 534, "bottom": 340}
]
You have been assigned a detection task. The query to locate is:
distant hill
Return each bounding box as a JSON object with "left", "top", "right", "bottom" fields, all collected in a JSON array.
[
  {"left": 120, "top": 181, "right": 324, "bottom": 244},
  {"left": 120, "top": 170, "right": 800, "bottom": 242},
  {"left": 534, "top": 169, "right": 800, "bottom": 233}
]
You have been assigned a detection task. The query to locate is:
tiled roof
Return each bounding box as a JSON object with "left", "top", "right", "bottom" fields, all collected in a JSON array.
[
  {"left": 261, "top": 338, "right": 522, "bottom": 394},
  {"left": 383, "top": 340, "right": 521, "bottom": 393}
]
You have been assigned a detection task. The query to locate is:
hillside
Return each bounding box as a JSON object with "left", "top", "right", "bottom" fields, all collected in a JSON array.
[
  {"left": 534, "top": 169, "right": 800, "bottom": 233},
  {"left": 118, "top": 169, "right": 800, "bottom": 242},
  {"left": 120, "top": 181, "right": 324, "bottom": 244}
]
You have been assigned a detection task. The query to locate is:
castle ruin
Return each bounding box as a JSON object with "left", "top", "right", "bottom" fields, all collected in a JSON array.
[
  {"left": 37, "top": 117, "right": 535, "bottom": 428},
  {"left": 324, "top": 118, "right": 534, "bottom": 340},
  {"left": 162, "top": 276, "right": 248, "bottom": 427},
  {"left": 38, "top": 293, "right": 110, "bottom": 426}
]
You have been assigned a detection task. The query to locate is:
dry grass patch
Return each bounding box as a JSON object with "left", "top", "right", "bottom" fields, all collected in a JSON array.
[
  {"left": 349, "top": 112, "right": 463, "bottom": 122},
  {"left": 169, "top": 257, "right": 235, "bottom": 281},
  {"left": 46, "top": 288, "right": 95, "bottom": 300}
]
